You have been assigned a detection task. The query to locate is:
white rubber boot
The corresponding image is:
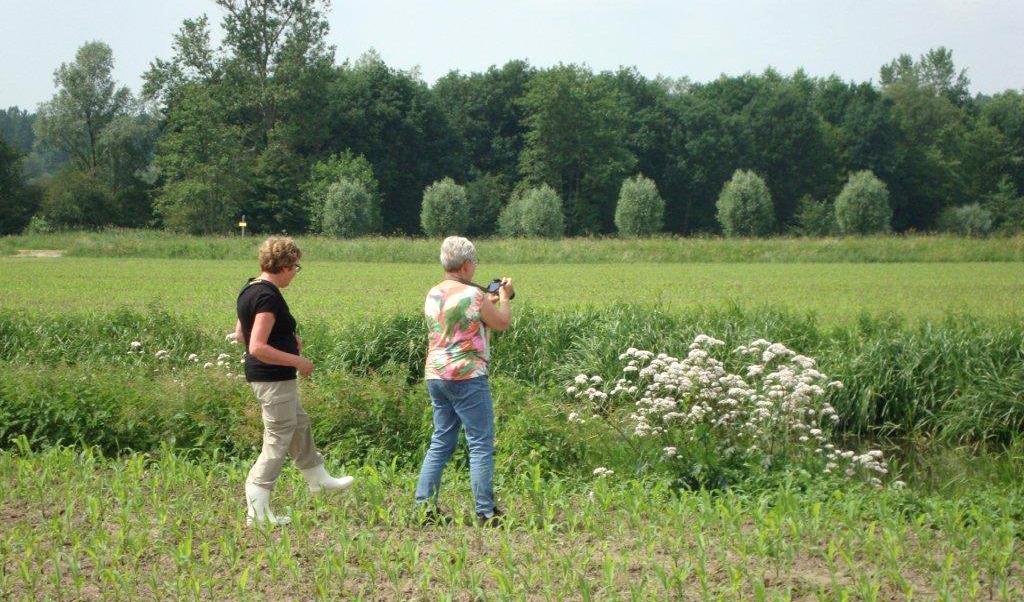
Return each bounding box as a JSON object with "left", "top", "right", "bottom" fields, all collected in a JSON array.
[
  {"left": 301, "top": 464, "right": 354, "bottom": 494},
  {"left": 245, "top": 483, "right": 291, "bottom": 526}
]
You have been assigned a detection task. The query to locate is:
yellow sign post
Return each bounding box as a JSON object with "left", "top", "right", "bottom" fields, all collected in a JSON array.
[{"left": 238, "top": 216, "right": 248, "bottom": 236}]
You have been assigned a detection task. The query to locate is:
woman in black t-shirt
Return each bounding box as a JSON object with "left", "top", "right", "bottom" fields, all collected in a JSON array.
[{"left": 235, "top": 237, "right": 354, "bottom": 526}]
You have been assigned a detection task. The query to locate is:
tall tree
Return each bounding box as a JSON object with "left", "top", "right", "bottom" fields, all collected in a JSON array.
[
  {"left": 0, "top": 139, "right": 39, "bottom": 234},
  {"left": 738, "top": 70, "right": 835, "bottom": 227},
  {"left": 324, "top": 51, "right": 461, "bottom": 233},
  {"left": 32, "top": 42, "right": 155, "bottom": 227},
  {"left": 518, "top": 64, "right": 636, "bottom": 234},
  {"left": 34, "top": 42, "right": 133, "bottom": 171},
  {"left": 0, "top": 107, "right": 36, "bottom": 153},
  {"left": 434, "top": 60, "right": 535, "bottom": 188},
  {"left": 606, "top": 69, "right": 683, "bottom": 229},
  {"left": 879, "top": 48, "right": 970, "bottom": 229},
  {"left": 145, "top": 0, "right": 334, "bottom": 233},
  {"left": 977, "top": 91, "right": 1024, "bottom": 196},
  {"left": 813, "top": 77, "right": 901, "bottom": 203}
]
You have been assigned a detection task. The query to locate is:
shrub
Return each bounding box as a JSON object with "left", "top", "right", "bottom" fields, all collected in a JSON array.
[
  {"left": 23, "top": 215, "right": 54, "bottom": 234},
  {"left": 320, "top": 180, "right": 382, "bottom": 238},
  {"left": 792, "top": 195, "right": 836, "bottom": 237},
  {"left": 497, "top": 194, "right": 527, "bottom": 237},
  {"left": 716, "top": 170, "right": 775, "bottom": 237},
  {"left": 499, "top": 184, "right": 565, "bottom": 238},
  {"left": 154, "top": 175, "right": 241, "bottom": 234},
  {"left": 615, "top": 174, "right": 665, "bottom": 237},
  {"left": 983, "top": 177, "right": 1024, "bottom": 235},
  {"left": 38, "top": 169, "right": 118, "bottom": 229},
  {"left": 303, "top": 151, "right": 380, "bottom": 233},
  {"left": 420, "top": 177, "right": 470, "bottom": 236},
  {"left": 937, "top": 204, "right": 993, "bottom": 237},
  {"left": 834, "top": 171, "right": 892, "bottom": 235}
]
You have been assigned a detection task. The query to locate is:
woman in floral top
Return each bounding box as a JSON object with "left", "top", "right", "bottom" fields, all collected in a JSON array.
[{"left": 415, "top": 236, "right": 514, "bottom": 526}]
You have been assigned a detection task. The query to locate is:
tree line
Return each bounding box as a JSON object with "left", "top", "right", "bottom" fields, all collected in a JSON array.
[{"left": 2, "top": 0, "right": 1022, "bottom": 237}]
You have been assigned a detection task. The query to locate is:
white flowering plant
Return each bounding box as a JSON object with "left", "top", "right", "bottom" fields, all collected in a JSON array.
[{"left": 566, "top": 336, "right": 895, "bottom": 489}]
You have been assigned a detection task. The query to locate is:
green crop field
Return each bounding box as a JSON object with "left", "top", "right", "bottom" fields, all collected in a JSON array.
[
  {"left": 4, "top": 257, "right": 1023, "bottom": 326},
  {"left": 1, "top": 236, "right": 1022, "bottom": 600}
]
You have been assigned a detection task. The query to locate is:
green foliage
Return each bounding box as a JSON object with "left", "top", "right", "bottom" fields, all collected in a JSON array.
[
  {"left": 30, "top": 42, "right": 155, "bottom": 227},
  {"left": 937, "top": 203, "right": 993, "bottom": 237},
  {"left": 433, "top": 61, "right": 534, "bottom": 191},
  {"left": 518, "top": 64, "right": 636, "bottom": 234},
  {"left": 464, "top": 173, "right": 506, "bottom": 236},
  {"left": 151, "top": 85, "right": 248, "bottom": 233},
  {"left": 614, "top": 174, "right": 665, "bottom": 237},
  {"left": 878, "top": 48, "right": 971, "bottom": 230},
  {"left": 10, "top": 37, "right": 1024, "bottom": 238},
  {"left": 38, "top": 169, "right": 117, "bottom": 229},
  {"left": 499, "top": 185, "right": 565, "bottom": 238},
  {"left": 0, "top": 139, "right": 39, "bottom": 235},
  {"left": 420, "top": 177, "right": 470, "bottom": 236},
  {"left": 984, "top": 177, "right": 1024, "bottom": 234},
  {"left": 319, "top": 180, "right": 382, "bottom": 238},
  {"left": 245, "top": 142, "right": 308, "bottom": 233},
  {"left": 497, "top": 194, "right": 526, "bottom": 237},
  {"left": 835, "top": 170, "right": 893, "bottom": 235},
  {"left": 326, "top": 52, "right": 462, "bottom": 233},
  {"left": 716, "top": 170, "right": 775, "bottom": 236},
  {"left": 0, "top": 106, "right": 36, "bottom": 153},
  {"left": 153, "top": 171, "right": 243, "bottom": 234},
  {"left": 303, "top": 150, "right": 380, "bottom": 233},
  {"left": 33, "top": 42, "right": 133, "bottom": 172},
  {"left": 792, "top": 195, "right": 836, "bottom": 236},
  {"left": 145, "top": 2, "right": 334, "bottom": 234},
  {"left": 23, "top": 215, "right": 54, "bottom": 234}
]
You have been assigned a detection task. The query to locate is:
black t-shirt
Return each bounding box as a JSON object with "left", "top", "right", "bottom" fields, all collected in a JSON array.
[{"left": 236, "top": 278, "right": 299, "bottom": 382}]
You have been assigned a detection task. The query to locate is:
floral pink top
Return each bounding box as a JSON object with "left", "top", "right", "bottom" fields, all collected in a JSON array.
[{"left": 424, "top": 281, "right": 490, "bottom": 380}]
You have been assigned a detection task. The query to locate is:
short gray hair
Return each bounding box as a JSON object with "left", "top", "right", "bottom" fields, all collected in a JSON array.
[{"left": 439, "top": 236, "right": 477, "bottom": 271}]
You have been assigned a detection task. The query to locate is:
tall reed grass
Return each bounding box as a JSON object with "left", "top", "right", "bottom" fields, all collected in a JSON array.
[{"left": 1, "top": 305, "right": 1020, "bottom": 446}]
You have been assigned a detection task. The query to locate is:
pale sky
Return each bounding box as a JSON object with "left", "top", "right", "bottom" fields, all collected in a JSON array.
[{"left": 1, "top": 0, "right": 1022, "bottom": 110}]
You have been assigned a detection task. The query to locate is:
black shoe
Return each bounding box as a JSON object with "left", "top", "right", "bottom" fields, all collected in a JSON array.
[
  {"left": 476, "top": 507, "right": 503, "bottom": 527},
  {"left": 419, "top": 506, "right": 453, "bottom": 526}
]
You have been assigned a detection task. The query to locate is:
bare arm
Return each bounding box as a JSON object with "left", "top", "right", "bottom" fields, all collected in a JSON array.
[
  {"left": 248, "top": 312, "right": 314, "bottom": 376},
  {"left": 479, "top": 278, "right": 514, "bottom": 331}
]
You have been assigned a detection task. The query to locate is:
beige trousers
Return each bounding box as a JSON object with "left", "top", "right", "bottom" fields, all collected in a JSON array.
[{"left": 246, "top": 379, "right": 324, "bottom": 490}]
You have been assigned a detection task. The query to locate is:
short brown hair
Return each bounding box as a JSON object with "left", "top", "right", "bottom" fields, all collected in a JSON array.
[{"left": 258, "top": 237, "right": 302, "bottom": 273}]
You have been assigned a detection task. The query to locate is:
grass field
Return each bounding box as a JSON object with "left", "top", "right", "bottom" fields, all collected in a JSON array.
[
  {"left": 4, "top": 229, "right": 1024, "bottom": 263},
  {"left": 2, "top": 235, "right": 1023, "bottom": 600},
  {"left": 4, "top": 257, "right": 1023, "bottom": 325}
]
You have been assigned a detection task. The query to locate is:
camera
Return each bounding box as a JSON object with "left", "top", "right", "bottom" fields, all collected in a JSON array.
[{"left": 484, "top": 278, "right": 515, "bottom": 299}]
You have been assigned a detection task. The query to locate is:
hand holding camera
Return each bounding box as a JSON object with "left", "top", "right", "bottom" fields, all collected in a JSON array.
[{"left": 485, "top": 277, "right": 515, "bottom": 301}]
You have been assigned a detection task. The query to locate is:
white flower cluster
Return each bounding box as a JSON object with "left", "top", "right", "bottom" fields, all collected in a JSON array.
[
  {"left": 592, "top": 467, "right": 614, "bottom": 477},
  {"left": 567, "top": 336, "right": 890, "bottom": 486},
  {"left": 126, "top": 342, "right": 245, "bottom": 380}
]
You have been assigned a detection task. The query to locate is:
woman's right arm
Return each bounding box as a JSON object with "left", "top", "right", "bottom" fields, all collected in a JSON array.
[
  {"left": 248, "top": 312, "right": 314, "bottom": 376},
  {"left": 479, "top": 278, "right": 513, "bottom": 331}
]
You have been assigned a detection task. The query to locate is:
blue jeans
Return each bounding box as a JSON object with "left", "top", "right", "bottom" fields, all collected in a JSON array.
[{"left": 414, "top": 376, "right": 496, "bottom": 517}]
